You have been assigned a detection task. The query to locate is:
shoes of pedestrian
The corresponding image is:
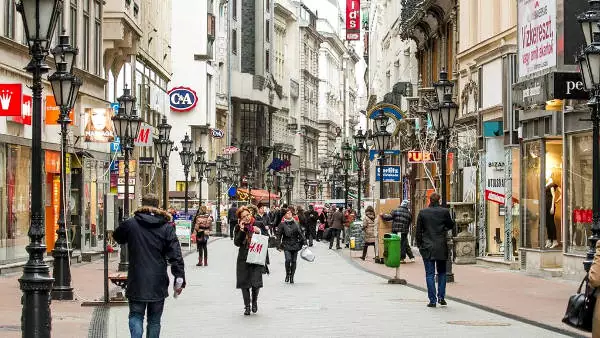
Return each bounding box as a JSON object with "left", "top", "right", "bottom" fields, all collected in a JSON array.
[
  {"left": 204, "top": 258, "right": 208, "bottom": 266},
  {"left": 439, "top": 299, "right": 447, "bottom": 306},
  {"left": 244, "top": 306, "right": 251, "bottom": 316},
  {"left": 289, "top": 276, "right": 294, "bottom": 284},
  {"left": 550, "top": 240, "right": 559, "bottom": 249},
  {"left": 252, "top": 302, "right": 258, "bottom": 313},
  {"left": 427, "top": 303, "right": 436, "bottom": 308},
  {"left": 196, "top": 260, "right": 203, "bottom": 266},
  {"left": 336, "top": 247, "right": 342, "bottom": 250},
  {"left": 545, "top": 240, "right": 551, "bottom": 248},
  {"left": 409, "top": 258, "right": 416, "bottom": 263},
  {"left": 360, "top": 256, "right": 366, "bottom": 261},
  {"left": 285, "top": 274, "right": 290, "bottom": 283}
]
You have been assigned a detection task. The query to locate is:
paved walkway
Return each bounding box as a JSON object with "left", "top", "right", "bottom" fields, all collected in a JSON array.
[
  {"left": 344, "top": 245, "right": 588, "bottom": 337},
  {"left": 107, "top": 239, "right": 568, "bottom": 337}
]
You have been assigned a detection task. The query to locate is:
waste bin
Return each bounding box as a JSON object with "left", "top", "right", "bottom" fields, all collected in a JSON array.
[{"left": 383, "top": 233, "right": 401, "bottom": 268}]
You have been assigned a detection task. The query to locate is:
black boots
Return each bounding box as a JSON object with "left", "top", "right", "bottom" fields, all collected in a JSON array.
[
  {"left": 285, "top": 261, "right": 291, "bottom": 283},
  {"left": 242, "top": 289, "right": 251, "bottom": 316},
  {"left": 289, "top": 262, "right": 296, "bottom": 284},
  {"left": 251, "top": 287, "right": 259, "bottom": 313}
]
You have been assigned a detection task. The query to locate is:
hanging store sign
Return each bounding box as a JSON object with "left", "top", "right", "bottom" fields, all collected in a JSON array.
[
  {"left": 552, "top": 72, "right": 588, "bottom": 100},
  {"left": 210, "top": 128, "right": 225, "bottom": 139},
  {"left": 168, "top": 86, "right": 198, "bottom": 112},
  {"left": 45, "top": 95, "right": 75, "bottom": 125},
  {"left": 0, "top": 83, "right": 22, "bottom": 117},
  {"left": 485, "top": 138, "right": 506, "bottom": 205},
  {"left": 223, "top": 145, "right": 239, "bottom": 155},
  {"left": 375, "top": 165, "right": 401, "bottom": 182},
  {"left": 134, "top": 123, "right": 154, "bottom": 147},
  {"left": 11, "top": 95, "right": 32, "bottom": 125},
  {"left": 517, "top": 0, "right": 556, "bottom": 78},
  {"left": 346, "top": 0, "right": 360, "bottom": 41},
  {"left": 84, "top": 108, "right": 116, "bottom": 142},
  {"left": 407, "top": 150, "right": 436, "bottom": 163}
]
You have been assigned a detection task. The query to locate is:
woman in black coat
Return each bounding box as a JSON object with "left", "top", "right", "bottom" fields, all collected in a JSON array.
[
  {"left": 276, "top": 207, "right": 307, "bottom": 284},
  {"left": 234, "top": 206, "right": 263, "bottom": 315}
]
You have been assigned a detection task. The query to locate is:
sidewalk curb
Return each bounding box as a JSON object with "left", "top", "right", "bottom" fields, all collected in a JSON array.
[
  {"left": 338, "top": 250, "right": 587, "bottom": 338},
  {"left": 91, "top": 237, "right": 225, "bottom": 338}
]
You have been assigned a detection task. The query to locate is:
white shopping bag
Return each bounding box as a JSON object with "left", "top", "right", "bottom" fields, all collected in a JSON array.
[
  {"left": 300, "top": 247, "right": 315, "bottom": 262},
  {"left": 246, "top": 234, "right": 269, "bottom": 266}
]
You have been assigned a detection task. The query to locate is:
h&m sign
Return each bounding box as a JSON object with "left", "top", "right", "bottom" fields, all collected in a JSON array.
[{"left": 553, "top": 72, "right": 588, "bottom": 100}]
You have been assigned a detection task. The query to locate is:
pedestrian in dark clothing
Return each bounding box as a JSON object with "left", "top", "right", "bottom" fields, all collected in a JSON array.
[
  {"left": 297, "top": 205, "right": 307, "bottom": 236},
  {"left": 304, "top": 204, "right": 318, "bottom": 246},
  {"left": 361, "top": 206, "right": 377, "bottom": 260},
  {"left": 228, "top": 203, "right": 238, "bottom": 239},
  {"left": 382, "top": 200, "right": 415, "bottom": 262},
  {"left": 274, "top": 203, "right": 288, "bottom": 227},
  {"left": 316, "top": 210, "right": 327, "bottom": 241},
  {"left": 113, "top": 194, "right": 186, "bottom": 338},
  {"left": 192, "top": 205, "right": 213, "bottom": 266},
  {"left": 234, "top": 206, "right": 263, "bottom": 316},
  {"left": 253, "top": 204, "right": 271, "bottom": 275},
  {"left": 277, "top": 207, "right": 307, "bottom": 284},
  {"left": 268, "top": 206, "right": 280, "bottom": 235},
  {"left": 415, "top": 193, "right": 455, "bottom": 308},
  {"left": 329, "top": 207, "right": 344, "bottom": 250}
]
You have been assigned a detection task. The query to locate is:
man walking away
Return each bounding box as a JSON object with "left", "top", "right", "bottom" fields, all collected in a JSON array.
[
  {"left": 382, "top": 200, "right": 415, "bottom": 262},
  {"left": 329, "top": 207, "right": 344, "bottom": 250},
  {"left": 228, "top": 203, "right": 238, "bottom": 239},
  {"left": 113, "top": 193, "right": 186, "bottom": 338},
  {"left": 415, "top": 193, "right": 455, "bottom": 308},
  {"left": 304, "top": 204, "right": 319, "bottom": 246}
]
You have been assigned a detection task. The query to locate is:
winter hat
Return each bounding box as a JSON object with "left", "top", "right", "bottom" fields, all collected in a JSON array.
[{"left": 401, "top": 200, "right": 410, "bottom": 207}]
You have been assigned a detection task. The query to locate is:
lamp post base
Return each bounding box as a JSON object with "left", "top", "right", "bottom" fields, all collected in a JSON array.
[
  {"left": 51, "top": 245, "right": 73, "bottom": 300},
  {"left": 388, "top": 278, "right": 407, "bottom": 285}
]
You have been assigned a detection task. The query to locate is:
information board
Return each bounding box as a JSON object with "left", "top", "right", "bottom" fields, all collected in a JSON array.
[{"left": 173, "top": 212, "right": 193, "bottom": 250}]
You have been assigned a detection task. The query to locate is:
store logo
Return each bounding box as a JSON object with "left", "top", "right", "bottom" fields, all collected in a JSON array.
[
  {"left": 0, "top": 84, "right": 22, "bottom": 116},
  {"left": 210, "top": 128, "right": 224, "bottom": 139},
  {"left": 168, "top": 87, "right": 198, "bottom": 112}
]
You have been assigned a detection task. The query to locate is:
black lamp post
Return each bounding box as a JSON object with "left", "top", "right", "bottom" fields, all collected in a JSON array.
[
  {"left": 304, "top": 180, "right": 310, "bottom": 200},
  {"left": 266, "top": 173, "right": 273, "bottom": 208},
  {"left": 48, "top": 33, "right": 80, "bottom": 301},
  {"left": 214, "top": 156, "right": 228, "bottom": 236},
  {"left": 194, "top": 146, "right": 207, "bottom": 207},
  {"left": 373, "top": 110, "right": 391, "bottom": 200},
  {"left": 179, "top": 134, "right": 194, "bottom": 215},
  {"left": 154, "top": 116, "right": 174, "bottom": 210},
  {"left": 17, "top": 0, "right": 62, "bottom": 334},
  {"left": 353, "top": 129, "right": 368, "bottom": 219},
  {"left": 578, "top": 1, "right": 600, "bottom": 274},
  {"left": 342, "top": 141, "right": 352, "bottom": 208},
  {"left": 113, "top": 86, "right": 142, "bottom": 272},
  {"left": 429, "top": 68, "right": 458, "bottom": 282},
  {"left": 285, "top": 173, "right": 294, "bottom": 205},
  {"left": 320, "top": 161, "right": 331, "bottom": 199}
]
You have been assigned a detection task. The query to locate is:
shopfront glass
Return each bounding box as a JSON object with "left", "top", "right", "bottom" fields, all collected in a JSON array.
[
  {"left": 1, "top": 145, "right": 30, "bottom": 262},
  {"left": 566, "top": 132, "right": 592, "bottom": 254},
  {"left": 522, "top": 139, "right": 563, "bottom": 250},
  {"left": 82, "top": 158, "right": 109, "bottom": 251}
]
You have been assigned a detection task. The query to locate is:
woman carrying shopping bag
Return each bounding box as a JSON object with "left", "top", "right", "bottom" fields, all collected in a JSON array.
[
  {"left": 276, "top": 207, "right": 307, "bottom": 284},
  {"left": 193, "top": 205, "right": 213, "bottom": 266},
  {"left": 234, "top": 206, "right": 264, "bottom": 316}
]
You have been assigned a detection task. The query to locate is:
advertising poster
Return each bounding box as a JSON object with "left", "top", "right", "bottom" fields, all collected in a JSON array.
[
  {"left": 375, "top": 165, "right": 401, "bottom": 182},
  {"left": 485, "top": 138, "right": 506, "bottom": 204},
  {"left": 346, "top": 0, "right": 360, "bottom": 40},
  {"left": 518, "top": 0, "right": 556, "bottom": 78},
  {"left": 174, "top": 213, "right": 192, "bottom": 250},
  {"left": 84, "top": 108, "right": 116, "bottom": 142}
]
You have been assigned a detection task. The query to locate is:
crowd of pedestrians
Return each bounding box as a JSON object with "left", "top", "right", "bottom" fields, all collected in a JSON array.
[{"left": 113, "top": 190, "right": 461, "bottom": 336}]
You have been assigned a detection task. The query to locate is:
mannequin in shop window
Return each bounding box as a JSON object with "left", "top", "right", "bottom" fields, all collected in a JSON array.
[{"left": 545, "top": 175, "right": 562, "bottom": 249}]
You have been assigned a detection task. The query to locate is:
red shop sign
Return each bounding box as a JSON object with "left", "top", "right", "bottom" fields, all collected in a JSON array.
[
  {"left": 346, "top": 0, "right": 360, "bottom": 41},
  {"left": 0, "top": 84, "right": 23, "bottom": 117},
  {"left": 12, "top": 95, "right": 32, "bottom": 125}
]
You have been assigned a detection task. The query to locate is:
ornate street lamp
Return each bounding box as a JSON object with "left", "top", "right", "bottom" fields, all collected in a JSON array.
[
  {"left": 578, "top": 1, "right": 600, "bottom": 275},
  {"left": 285, "top": 173, "right": 294, "bottom": 205},
  {"left": 428, "top": 68, "right": 458, "bottom": 283},
  {"left": 48, "top": 33, "right": 79, "bottom": 301},
  {"left": 179, "top": 134, "right": 194, "bottom": 214},
  {"left": 266, "top": 173, "right": 274, "bottom": 208},
  {"left": 16, "top": 0, "right": 64, "bottom": 335},
  {"left": 342, "top": 141, "right": 353, "bottom": 208},
  {"left": 213, "top": 156, "right": 228, "bottom": 236},
  {"left": 373, "top": 110, "right": 391, "bottom": 199},
  {"left": 304, "top": 180, "right": 310, "bottom": 200},
  {"left": 320, "top": 160, "right": 331, "bottom": 199},
  {"left": 353, "top": 128, "right": 368, "bottom": 219},
  {"left": 154, "top": 116, "right": 174, "bottom": 210},
  {"left": 113, "top": 86, "right": 141, "bottom": 272},
  {"left": 194, "top": 146, "right": 207, "bottom": 207}
]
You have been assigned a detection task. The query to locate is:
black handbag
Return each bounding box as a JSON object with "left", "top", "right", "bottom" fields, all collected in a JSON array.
[
  {"left": 562, "top": 275, "right": 596, "bottom": 332},
  {"left": 268, "top": 236, "right": 280, "bottom": 249}
]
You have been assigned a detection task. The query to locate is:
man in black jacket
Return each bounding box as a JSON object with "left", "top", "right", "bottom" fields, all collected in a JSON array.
[
  {"left": 304, "top": 204, "right": 319, "bottom": 246},
  {"left": 228, "top": 202, "right": 238, "bottom": 239},
  {"left": 382, "top": 200, "right": 415, "bottom": 262},
  {"left": 113, "top": 193, "right": 186, "bottom": 338},
  {"left": 415, "top": 193, "right": 455, "bottom": 308}
]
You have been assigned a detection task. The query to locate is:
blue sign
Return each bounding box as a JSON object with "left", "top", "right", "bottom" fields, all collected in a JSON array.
[
  {"left": 210, "top": 128, "right": 225, "bottom": 139},
  {"left": 110, "top": 102, "right": 120, "bottom": 114},
  {"left": 375, "top": 166, "right": 401, "bottom": 182},
  {"left": 110, "top": 160, "right": 119, "bottom": 172},
  {"left": 369, "top": 149, "right": 401, "bottom": 161},
  {"left": 228, "top": 186, "right": 237, "bottom": 198},
  {"left": 168, "top": 87, "right": 198, "bottom": 112},
  {"left": 110, "top": 136, "right": 121, "bottom": 153}
]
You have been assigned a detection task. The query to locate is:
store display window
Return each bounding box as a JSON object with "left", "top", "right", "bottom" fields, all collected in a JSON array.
[
  {"left": 522, "top": 141, "right": 542, "bottom": 249},
  {"left": 566, "top": 133, "right": 592, "bottom": 254}
]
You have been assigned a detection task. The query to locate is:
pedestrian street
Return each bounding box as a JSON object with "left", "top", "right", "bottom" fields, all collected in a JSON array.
[{"left": 107, "top": 239, "right": 565, "bottom": 337}]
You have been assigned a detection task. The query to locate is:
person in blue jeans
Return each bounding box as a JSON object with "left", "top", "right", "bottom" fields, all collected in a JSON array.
[
  {"left": 113, "top": 193, "right": 186, "bottom": 337},
  {"left": 415, "top": 192, "right": 455, "bottom": 308}
]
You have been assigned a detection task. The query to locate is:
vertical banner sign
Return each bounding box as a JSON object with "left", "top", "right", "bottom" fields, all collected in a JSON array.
[
  {"left": 346, "top": 0, "right": 360, "bottom": 41},
  {"left": 518, "top": 0, "right": 556, "bottom": 78},
  {"left": 485, "top": 138, "right": 506, "bottom": 205}
]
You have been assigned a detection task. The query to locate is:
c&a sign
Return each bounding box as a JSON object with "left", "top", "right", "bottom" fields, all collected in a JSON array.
[{"left": 168, "top": 86, "right": 198, "bottom": 112}]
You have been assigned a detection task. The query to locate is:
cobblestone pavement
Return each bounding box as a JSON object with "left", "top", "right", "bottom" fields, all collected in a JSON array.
[{"left": 107, "top": 239, "right": 568, "bottom": 338}]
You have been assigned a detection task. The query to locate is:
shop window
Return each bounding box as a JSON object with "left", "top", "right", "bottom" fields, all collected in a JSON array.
[
  {"left": 545, "top": 140, "right": 563, "bottom": 249},
  {"left": 566, "top": 133, "right": 592, "bottom": 254},
  {"left": 522, "top": 141, "right": 541, "bottom": 249},
  {"left": 3, "top": 145, "right": 30, "bottom": 262}
]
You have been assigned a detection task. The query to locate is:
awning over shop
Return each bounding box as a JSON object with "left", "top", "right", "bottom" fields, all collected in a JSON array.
[{"left": 237, "top": 188, "right": 280, "bottom": 203}]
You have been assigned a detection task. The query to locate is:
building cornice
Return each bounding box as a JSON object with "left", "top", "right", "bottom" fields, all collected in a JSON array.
[{"left": 457, "top": 27, "right": 517, "bottom": 61}]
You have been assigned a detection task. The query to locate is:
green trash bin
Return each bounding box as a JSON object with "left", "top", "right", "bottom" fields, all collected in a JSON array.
[{"left": 383, "top": 233, "right": 401, "bottom": 268}]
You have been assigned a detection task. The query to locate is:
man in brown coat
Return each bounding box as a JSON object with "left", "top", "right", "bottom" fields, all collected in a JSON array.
[{"left": 329, "top": 207, "right": 344, "bottom": 250}]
